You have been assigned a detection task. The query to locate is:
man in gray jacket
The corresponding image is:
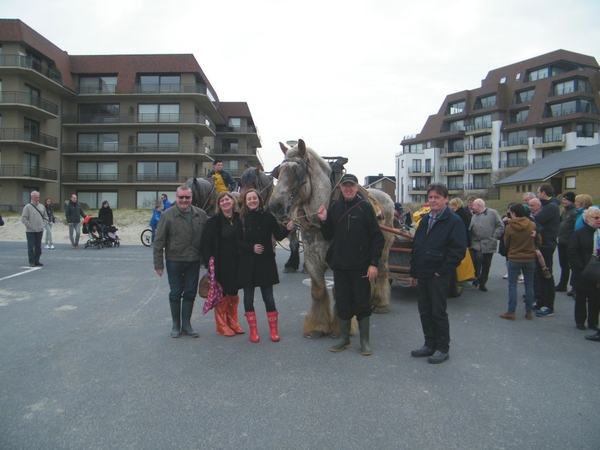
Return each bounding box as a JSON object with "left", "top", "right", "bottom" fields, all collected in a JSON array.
[
  {"left": 21, "top": 191, "right": 48, "bottom": 267},
  {"left": 470, "top": 199, "right": 504, "bottom": 292},
  {"left": 154, "top": 185, "right": 208, "bottom": 338}
]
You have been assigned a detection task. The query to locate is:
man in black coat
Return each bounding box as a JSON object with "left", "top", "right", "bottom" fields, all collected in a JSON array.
[
  {"left": 409, "top": 183, "right": 467, "bottom": 364},
  {"left": 317, "top": 174, "right": 384, "bottom": 356}
]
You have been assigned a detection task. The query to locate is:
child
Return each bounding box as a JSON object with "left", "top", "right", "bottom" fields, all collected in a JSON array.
[{"left": 149, "top": 204, "right": 162, "bottom": 244}]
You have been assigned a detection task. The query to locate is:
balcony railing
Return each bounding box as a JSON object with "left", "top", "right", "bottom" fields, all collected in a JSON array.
[
  {"left": 0, "top": 91, "right": 59, "bottom": 115},
  {"left": 0, "top": 128, "right": 58, "bottom": 148},
  {"left": 0, "top": 164, "right": 58, "bottom": 180},
  {"left": 408, "top": 186, "right": 427, "bottom": 192},
  {"left": 62, "top": 143, "right": 211, "bottom": 154},
  {"left": 215, "top": 125, "right": 259, "bottom": 134},
  {"left": 465, "top": 122, "right": 492, "bottom": 131},
  {"left": 441, "top": 147, "right": 465, "bottom": 155},
  {"left": 439, "top": 164, "right": 464, "bottom": 172},
  {"left": 211, "top": 148, "right": 258, "bottom": 156},
  {"left": 464, "top": 162, "right": 493, "bottom": 170},
  {"left": 499, "top": 159, "right": 529, "bottom": 168},
  {"left": 465, "top": 141, "right": 493, "bottom": 151},
  {"left": 78, "top": 85, "right": 117, "bottom": 94},
  {"left": 61, "top": 172, "right": 199, "bottom": 183},
  {"left": 501, "top": 138, "right": 529, "bottom": 147},
  {"left": 447, "top": 183, "right": 464, "bottom": 190},
  {"left": 533, "top": 134, "right": 565, "bottom": 144},
  {"left": 62, "top": 114, "right": 216, "bottom": 132},
  {"left": 133, "top": 83, "right": 209, "bottom": 95},
  {"left": 0, "top": 54, "right": 63, "bottom": 84},
  {"left": 464, "top": 182, "right": 493, "bottom": 190}
]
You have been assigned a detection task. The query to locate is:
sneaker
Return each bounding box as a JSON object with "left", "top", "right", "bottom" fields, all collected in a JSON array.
[
  {"left": 44, "top": 245, "right": 50, "bottom": 249},
  {"left": 50, "top": 245, "right": 55, "bottom": 249},
  {"left": 536, "top": 307, "right": 554, "bottom": 317},
  {"left": 532, "top": 302, "right": 541, "bottom": 311},
  {"left": 502, "top": 274, "right": 508, "bottom": 280}
]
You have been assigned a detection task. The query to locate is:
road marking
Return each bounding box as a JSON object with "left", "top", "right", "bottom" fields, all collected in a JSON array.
[{"left": 0, "top": 266, "right": 42, "bottom": 282}]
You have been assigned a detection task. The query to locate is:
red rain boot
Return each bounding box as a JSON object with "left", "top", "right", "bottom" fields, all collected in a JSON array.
[
  {"left": 267, "top": 310, "right": 280, "bottom": 342},
  {"left": 227, "top": 295, "right": 245, "bottom": 334},
  {"left": 245, "top": 312, "right": 260, "bottom": 343}
]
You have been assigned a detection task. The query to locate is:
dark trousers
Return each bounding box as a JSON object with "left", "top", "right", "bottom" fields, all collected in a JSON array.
[
  {"left": 416, "top": 274, "right": 451, "bottom": 352},
  {"left": 26, "top": 231, "right": 43, "bottom": 265},
  {"left": 534, "top": 246, "right": 556, "bottom": 310},
  {"left": 574, "top": 287, "right": 600, "bottom": 329},
  {"left": 243, "top": 285, "right": 276, "bottom": 313},
  {"left": 556, "top": 243, "right": 571, "bottom": 287},
  {"left": 333, "top": 269, "right": 372, "bottom": 321},
  {"left": 473, "top": 250, "right": 494, "bottom": 287},
  {"left": 165, "top": 260, "right": 201, "bottom": 304}
]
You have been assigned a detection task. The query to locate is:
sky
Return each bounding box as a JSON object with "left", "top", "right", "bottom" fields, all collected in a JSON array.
[{"left": 2, "top": 0, "right": 600, "bottom": 182}]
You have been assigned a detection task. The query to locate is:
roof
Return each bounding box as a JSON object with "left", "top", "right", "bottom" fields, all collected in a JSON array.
[
  {"left": 364, "top": 175, "right": 396, "bottom": 186},
  {"left": 496, "top": 145, "right": 600, "bottom": 185}
]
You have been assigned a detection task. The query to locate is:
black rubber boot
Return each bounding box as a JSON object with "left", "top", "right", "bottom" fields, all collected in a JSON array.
[
  {"left": 181, "top": 300, "right": 199, "bottom": 337},
  {"left": 330, "top": 319, "right": 351, "bottom": 353},
  {"left": 169, "top": 301, "right": 181, "bottom": 338},
  {"left": 358, "top": 317, "right": 372, "bottom": 356}
]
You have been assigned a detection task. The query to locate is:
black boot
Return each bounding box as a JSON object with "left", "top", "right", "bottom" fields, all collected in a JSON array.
[
  {"left": 358, "top": 317, "right": 372, "bottom": 356},
  {"left": 181, "top": 300, "right": 199, "bottom": 337},
  {"left": 169, "top": 301, "right": 181, "bottom": 338},
  {"left": 330, "top": 319, "right": 351, "bottom": 353}
]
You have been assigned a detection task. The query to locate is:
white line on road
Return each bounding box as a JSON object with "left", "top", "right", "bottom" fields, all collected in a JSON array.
[{"left": 0, "top": 266, "right": 42, "bottom": 282}]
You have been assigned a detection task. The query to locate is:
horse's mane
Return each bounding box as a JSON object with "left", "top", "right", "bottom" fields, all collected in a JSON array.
[{"left": 286, "top": 145, "right": 332, "bottom": 177}]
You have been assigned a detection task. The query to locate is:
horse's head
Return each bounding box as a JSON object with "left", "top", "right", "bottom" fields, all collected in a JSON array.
[
  {"left": 269, "top": 139, "right": 331, "bottom": 221},
  {"left": 187, "top": 177, "right": 217, "bottom": 215},
  {"left": 239, "top": 165, "right": 273, "bottom": 202}
]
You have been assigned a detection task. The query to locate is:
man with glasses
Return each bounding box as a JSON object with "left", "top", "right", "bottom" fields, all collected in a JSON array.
[{"left": 154, "top": 185, "right": 208, "bottom": 338}]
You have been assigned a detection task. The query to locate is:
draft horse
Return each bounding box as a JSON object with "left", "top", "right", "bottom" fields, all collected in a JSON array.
[
  {"left": 268, "top": 139, "right": 395, "bottom": 338},
  {"left": 186, "top": 177, "right": 217, "bottom": 216}
]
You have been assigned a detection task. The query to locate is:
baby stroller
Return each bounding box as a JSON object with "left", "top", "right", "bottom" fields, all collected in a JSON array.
[
  {"left": 102, "top": 224, "right": 120, "bottom": 247},
  {"left": 83, "top": 216, "right": 104, "bottom": 249}
]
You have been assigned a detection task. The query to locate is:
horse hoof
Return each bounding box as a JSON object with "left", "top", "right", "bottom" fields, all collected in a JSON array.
[
  {"left": 283, "top": 267, "right": 297, "bottom": 273},
  {"left": 304, "top": 330, "right": 325, "bottom": 339},
  {"left": 372, "top": 306, "right": 389, "bottom": 314}
]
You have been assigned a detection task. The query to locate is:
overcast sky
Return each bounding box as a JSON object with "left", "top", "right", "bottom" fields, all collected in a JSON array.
[{"left": 3, "top": 0, "right": 600, "bottom": 181}]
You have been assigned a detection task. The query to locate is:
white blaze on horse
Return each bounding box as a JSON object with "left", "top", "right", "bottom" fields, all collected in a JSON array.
[{"left": 268, "top": 139, "right": 395, "bottom": 338}]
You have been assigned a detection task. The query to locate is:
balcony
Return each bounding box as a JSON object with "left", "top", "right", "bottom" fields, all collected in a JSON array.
[
  {"left": 0, "top": 128, "right": 58, "bottom": 149},
  {"left": 61, "top": 172, "right": 199, "bottom": 184},
  {"left": 408, "top": 185, "right": 428, "bottom": 193},
  {"left": 464, "top": 182, "right": 493, "bottom": 191},
  {"left": 133, "top": 83, "right": 210, "bottom": 95},
  {"left": 0, "top": 54, "right": 63, "bottom": 85},
  {"left": 62, "top": 113, "right": 217, "bottom": 134},
  {"left": 465, "top": 122, "right": 493, "bottom": 135},
  {"left": 440, "top": 146, "right": 465, "bottom": 157},
  {"left": 211, "top": 147, "right": 258, "bottom": 156},
  {"left": 499, "top": 159, "right": 529, "bottom": 170},
  {"left": 0, "top": 164, "right": 58, "bottom": 181},
  {"left": 532, "top": 134, "right": 566, "bottom": 149},
  {"left": 465, "top": 141, "right": 493, "bottom": 154},
  {"left": 447, "top": 183, "right": 464, "bottom": 193},
  {"left": 0, "top": 91, "right": 59, "bottom": 117},
  {"left": 61, "top": 143, "right": 211, "bottom": 155},
  {"left": 499, "top": 139, "right": 529, "bottom": 152},
  {"left": 78, "top": 84, "right": 117, "bottom": 95},
  {"left": 464, "top": 162, "right": 493, "bottom": 172},
  {"left": 439, "top": 164, "right": 464, "bottom": 174}
]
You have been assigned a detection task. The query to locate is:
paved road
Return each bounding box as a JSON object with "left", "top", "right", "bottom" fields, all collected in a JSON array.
[{"left": 0, "top": 241, "right": 598, "bottom": 449}]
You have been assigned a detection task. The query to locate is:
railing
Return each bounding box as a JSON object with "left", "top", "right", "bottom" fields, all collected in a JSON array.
[
  {"left": 408, "top": 186, "right": 427, "bottom": 191},
  {"left": 465, "top": 122, "right": 492, "bottom": 131},
  {"left": 464, "top": 162, "right": 493, "bottom": 170},
  {"left": 501, "top": 138, "right": 529, "bottom": 147},
  {"left": 464, "top": 182, "right": 493, "bottom": 190},
  {"left": 133, "top": 83, "right": 209, "bottom": 95},
  {"left": 62, "top": 143, "right": 206, "bottom": 153},
  {"left": 78, "top": 84, "right": 117, "bottom": 94},
  {"left": 211, "top": 148, "right": 258, "bottom": 156},
  {"left": 465, "top": 141, "right": 493, "bottom": 151},
  {"left": 499, "top": 159, "right": 529, "bottom": 168},
  {"left": 62, "top": 114, "right": 217, "bottom": 132},
  {"left": 441, "top": 146, "right": 465, "bottom": 154},
  {"left": 447, "top": 183, "right": 464, "bottom": 190},
  {"left": 0, "top": 128, "right": 58, "bottom": 148},
  {"left": 61, "top": 172, "right": 198, "bottom": 183},
  {"left": 532, "top": 134, "right": 565, "bottom": 145},
  {"left": 0, "top": 54, "right": 63, "bottom": 84},
  {"left": 215, "top": 125, "right": 259, "bottom": 134},
  {"left": 0, "top": 91, "right": 59, "bottom": 115},
  {"left": 0, "top": 164, "right": 58, "bottom": 180},
  {"left": 439, "top": 164, "right": 464, "bottom": 172}
]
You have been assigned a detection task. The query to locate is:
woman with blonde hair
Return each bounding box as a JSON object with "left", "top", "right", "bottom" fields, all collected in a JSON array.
[{"left": 574, "top": 194, "right": 594, "bottom": 231}]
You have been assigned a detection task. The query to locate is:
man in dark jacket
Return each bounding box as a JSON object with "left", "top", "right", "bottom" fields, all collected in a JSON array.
[
  {"left": 409, "top": 183, "right": 467, "bottom": 364},
  {"left": 317, "top": 174, "right": 384, "bottom": 356},
  {"left": 556, "top": 191, "right": 577, "bottom": 293},
  {"left": 534, "top": 183, "right": 561, "bottom": 317},
  {"left": 65, "top": 193, "right": 87, "bottom": 249}
]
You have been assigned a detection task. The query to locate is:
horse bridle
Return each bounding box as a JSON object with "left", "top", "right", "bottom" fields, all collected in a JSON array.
[
  {"left": 250, "top": 172, "right": 273, "bottom": 200},
  {"left": 190, "top": 178, "right": 215, "bottom": 213},
  {"left": 280, "top": 157, "right": 313, "bottom": 215}
]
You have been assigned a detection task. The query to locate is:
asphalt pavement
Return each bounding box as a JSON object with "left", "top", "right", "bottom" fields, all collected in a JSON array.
[{"left": 0, "top": 241, "right": 598, "bottom": 450}]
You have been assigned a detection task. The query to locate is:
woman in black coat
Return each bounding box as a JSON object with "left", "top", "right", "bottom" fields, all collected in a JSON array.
[
  {"left": 567, "top": 206, "right": 600, "bottom": 334},
  {"left": 98, "top": 200, "right": 114, "bottom": 227},
  {"left": 236, "top": 189, "right": 294, "bottom": 343},
  {"left": 201, "top": 192, "right": 245, "bottom": 337}
]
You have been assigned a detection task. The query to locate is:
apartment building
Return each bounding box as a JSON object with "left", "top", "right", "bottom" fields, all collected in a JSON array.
[
  {"left": 0, "top": 19, "right": 261, "bottom": 210},
  {"left": 397, "top": 49, "right": 600, "bottom": 204}
]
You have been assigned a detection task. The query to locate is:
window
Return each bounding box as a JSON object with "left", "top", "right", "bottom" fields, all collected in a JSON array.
[
  {"left": 473, "top": 114, "right": 491, "bottom": 130},
  {"left": 543, "top": 126, "right": 562, "bottom": 143},
  {"left": 139, "top": 75, "right": 181, "bottom": 93},
  {"left": 425, "top": 159, "right": 432, "bottom": 172},
  {"left": 24, "top": 117, "right": 40, "bottom": 141},
  {"left": 542, "top": 148, "right": 561, "bottom": 158},
  {"left": 448, "top": 157, "right": 463, "bottom": 171},
  {"left": 509, "top": 109, "right": 529, "bottom": 124},
  {"left": 137, "top": 162, "right": 177, "bottom": 182},
  {"left": 77, "top": 162, "right": 118, "bottom": 181},
  {"left": 552, "top": 78, "right": 590, "bottom": 96},
  {"left": 448, "top": 120, "right": 464, "bottom": 132},
  {"left": 565, "top": 176, "right": 576, "bottom": 189},
  {"left": 473, "top": 135, "right": 492, "bottom": 150},
  {"left": 138, "top": 104, "right": 179, "bottom": 123},
  {"left": 78, "top": 104, "right": 120, "bottom": 123},
  {"left": 22, "top": 187, "right": 40, "bottom": 205},
  {"left": 137, "top": 133, "right": 179, "bottom": 152},
  {"left": 449, "top": 140, "right": 464, "bottom": 152},
  {"left": 527, "top": 67, "right": 549, "bottom": 81},
  {"left": 576, "top": 122, "right": 595, "bottom": 138},
  {"left": 474, "top": 94, "right": 497, "bottom": 109},
  {"left": 447, "top": 100, "right": 465, "bottom": 115},
  {"left": 228, "top": 118, "right": 242, "bottom": 131},
  {"left": 24, "top": 84, "right": 41, "bottom": 107},
  {"left": 79, "top": 76, "right": 117, "bottom": 94},
  {"left": 447, "top": 176, "right": 463, "bottom": 190},
  {"left": 405, "top": 143, "right": 423, "bottom": 153},
  {"left": 473, "top": 174, "right": 491, "bottom": 189},
  {"left": 411, "top": 160, "right": 422, "bottom": 173},
  {"left": 513, "top": 88, "right": 535, "bottom": 104},
  {"left": 222, "top": 160, "right": 238, "bottom": 176},
  {"left": 136, "top": 191, "right": 177, "bottom": 209},
  {"left": 506, "top": 151, "right": 527, "bottom": 167},
  {"left": 78, "top": 192, "right": 118, "bottom": 209},
  {"left": 472, "top": 154, "right": 492, "bottom": 169},
  {"left": 546, "top": 98, "right": 598, "bottom": 117},
  {"left": 507, "top": 130, "right": 528, "bottom": 146},
  {"left": 23, "top": 152, "right": 39, "bottom": 177},
  {"left": 78, "top": 133, "right": 119, "bottom": 152}
]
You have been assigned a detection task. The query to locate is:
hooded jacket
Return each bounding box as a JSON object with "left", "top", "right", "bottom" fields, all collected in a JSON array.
[{"left": 503, "top": 216, "right": 542, "bottom": 262}]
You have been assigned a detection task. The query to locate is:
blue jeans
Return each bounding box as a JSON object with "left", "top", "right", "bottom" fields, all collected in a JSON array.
[
  {"left": 165, "top": 260, "right": 201, "bottom": 304},
  {"left": 507, "top": 260, "right": 535, "bottom": 314}
]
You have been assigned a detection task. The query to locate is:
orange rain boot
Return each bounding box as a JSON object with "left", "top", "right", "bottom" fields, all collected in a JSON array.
[
  {"left": 227, "top": 295, "right": 245, "bottom": 334},
  {"left": 267, "top": 310, "right": 280, "bottom": 342},
  {"left": 214, "top": 298, "right": 235, "bottom": 336},
  {"left": 245, "top": 312, "right": 260, "bottom": 343}
]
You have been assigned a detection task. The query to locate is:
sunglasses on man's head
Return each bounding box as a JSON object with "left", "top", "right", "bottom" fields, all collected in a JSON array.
[{"left": 177, "top": 195, "right": 191, "bottom": 199}]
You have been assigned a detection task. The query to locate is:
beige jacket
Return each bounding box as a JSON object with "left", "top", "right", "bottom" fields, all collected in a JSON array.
[{"left": 21, "top": 202, "right": 49, "bottom": 232}]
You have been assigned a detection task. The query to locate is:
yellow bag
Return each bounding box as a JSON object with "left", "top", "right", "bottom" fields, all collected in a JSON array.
[{"left": 456, "top": 249, "right": 475, "bottom": 282}]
